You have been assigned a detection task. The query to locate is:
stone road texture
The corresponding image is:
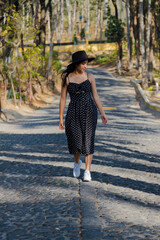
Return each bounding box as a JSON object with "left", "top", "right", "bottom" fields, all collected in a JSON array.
[{"left": 0, "top": 68, "right": 160, "bottom": 240}]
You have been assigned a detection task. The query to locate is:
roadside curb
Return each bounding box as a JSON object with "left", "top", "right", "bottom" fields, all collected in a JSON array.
[{"left": 131, "top": 79, "right": 160, "bottom": 112}]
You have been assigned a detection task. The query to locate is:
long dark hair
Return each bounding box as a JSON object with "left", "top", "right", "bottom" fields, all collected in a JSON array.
[{"left": 61, "top": 64, "right": 76, "bottom": 87}]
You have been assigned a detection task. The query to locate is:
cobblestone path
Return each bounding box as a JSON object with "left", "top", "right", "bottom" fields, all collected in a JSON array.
[{"left": 0, "top": 68, "right": 160, "bottom": 240}]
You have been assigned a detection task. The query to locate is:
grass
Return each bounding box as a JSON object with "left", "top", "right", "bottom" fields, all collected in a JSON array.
[{"left": 96, "top": 51, "right": 117, "bottom": 64}]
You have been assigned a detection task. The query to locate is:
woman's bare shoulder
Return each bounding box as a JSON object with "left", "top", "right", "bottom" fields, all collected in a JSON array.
[
  {"left": 67, "top": 72, "right": 74, "bottom": 84},
  {"left": 88, "top": 73, "right": 95, "bottom": 82}
]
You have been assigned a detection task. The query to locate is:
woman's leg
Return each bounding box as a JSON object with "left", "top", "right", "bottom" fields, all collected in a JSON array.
[
  {"left": 85, "top": 154, "right": 93, "bottom": 171},
  {"left": 74, "top": 152, "right": 81, "bottom": 163},
  {"left": 73, "top": 152, "right": 82, "bottom": 178}
]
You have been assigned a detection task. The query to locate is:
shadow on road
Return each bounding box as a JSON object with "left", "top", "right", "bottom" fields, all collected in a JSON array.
[{"left": 0, "top": 68, "right": 160, "bottom": 239}]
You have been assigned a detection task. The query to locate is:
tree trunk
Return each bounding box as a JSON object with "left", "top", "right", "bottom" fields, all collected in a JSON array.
[
  {"left": 39, "top": 0, "right": 48, "bottom": 56},
  {"left": 58, "top": 1, "right": 61, "bottom": 43},
  {"left": 26, "top": 2, "right": 29, "bottom": 30},
  {"left": 17, "top": 68, "right": 22, "bottom": 106},
  {"left": 81, "top": 4, "right": 84, "bottom": 32},
  {"left": 112, "top": 0, "right": 118, "bottom": 19},
  {"left": 153, "top": 0, "right": 160, "bottom": 78},
  {"left": 146, "top": 0, "right": 152, "bottom": 83},
  {"left": 129, "top": 0, "right": 133, "bottom": 69},
  {"left": 87, "top": 0, "right": 90, "bottom": 34},
  {"left": 84, "top": 0, "right": 89, "bottom": 43},
  {"left": 20, "top": 33, "right": 24, "bottom": 57},
  {"left": 10, "top": 73, "right": 17, "bottom": 106},
  {"left": 0, "top": 66, "right": 7, "bottom": 106},
  {"left": 139, "top": 0, "right": 146, "bottom": 87},
  {"left": 30, "top": 1, "right": 34, "bottom": 23},
  {"left": 34, "top": 0, "right": 39, "bottom": 28},
  {"left": 34, "top": 0, "right": 40, "bottom": 45},
  {"left": 47, "top": 11, "right": 50, "bottom": 44},
  {"left": 133, "top": 0, "right": 140, "bottom": 71},
  {"left": 95, "top": 4, "right": 98, "bottom": 40},
  {"left": 55, "top": 1, "right": 60, "bottom": 43},
  {"left": 148, "top": 11, "right": 154, "bottom": 84},
  {"left": 60, "top": 0, "right": 64, "bottom": 39},
  {"left": 112, "top": 0, "right": 123, "bottom": 72},
  {"left": 72, "top": 0, "right": 76, "bottom": 35},
  {"left": 76, "top": 1, "right": 80, "bottom": 35},
  {"left": 104, "top": 0, "right": 109, "bottom": 41},
  {"left": 48, "top": 0, "right": 54, "bottom": 82},
  {"left": 66, "top": 0, "right": 72, "bottom": 42},
  {"left": 117, "top": 41, "right": 123, "bottom": 74},
  {"left": 126, "top": 0, "right": 132, "bottom": 69},
  {"left": 99, "top": 4, "right": 104, "bottom": 42},
  {"left": 2, "top": 12, "right": 6, "bottom": 64},
  {"left": 28, "top": 74, "right": 34, "bottom": 104},
  {"left": 118, "top": 0, "right": 122, "bottom": 19}
]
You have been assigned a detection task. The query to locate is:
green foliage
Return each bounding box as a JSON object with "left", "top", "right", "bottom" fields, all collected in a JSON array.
[
  {"left": 96, "top": 51, "right": 117, "bottom": 64},
  {"left": 7, "top": 90, "right": 18, "bottom": 99},
  {"left": 7, "top": 89, "right": 26, "bottom": 101},
  {"left": 21, "top": 94, "right": 26, "bottom": 102},
  {"left": 73, "top": 33, "right": 78, "bottom": 44},
  {"left": 132, "top": 46, "right": 136, "bottom": 57},
  {"left": 45, "top": 50, "right": 62, "bottom": 74},
  {"left": 145, "top": 87, "right": 153, "bottom": 91},
  {"left": 2, "top": 65, "right": 9, "bottom": 73},
  {"left": 7, "top": 90, "right": 14, "bottom": 99},
  {"left": 105, "top": 16, "right": 125, "bottom": 43},
  {"left": 2, "top": 6, "right": 36, "bottom": 47},
  {"left": 87, "top": 49, "right": 94, "bottom": 53},
  {"left": 24, "top": 45, "right": 43, "bottom": 78},
  {"left": 52, "top": 50, "right": 59, "bottom": 59},
  {"left": 80, "top": 28, "right": 85, "bottom": 40},
  {"left": 52, "top": 59, "right": 62, "bottom": 73},
  {"left": 153, "top": 70, "right": 159, "bottom": 78},
  {"left": 103, "top": 3, "right": 110, "bottom": 20}
]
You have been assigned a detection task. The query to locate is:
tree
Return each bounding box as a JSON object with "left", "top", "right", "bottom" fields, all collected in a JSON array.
[
  {"left": 146, "top": 0, "right": 154, "bottom": 84},
  {"left": 131, "top": 0, "right": 140, "bottom": 71},
  {"left": 153, "top": 0, "right": 160, "bottom": 81},
  {"left": 94, "top": 2, "right": 99, "bottom": 40},
  {"left": 125, "top": 0, "right": 132, "bottom": 69},
  {"left": 48, "top": 0, "right": 54, "bottom": 81},
  {"left": 139, "top": 0, "right": 146, "bottom": 87},
  {"left": 60, "top": 0, "right": 64, "bottom": 39},
  {"left": 66, "top": 0, "right": 72, "bottom": 42},
  {"left": 104, "top": 0, "right": 109, "bottom": 41},
  {"left": 106, "top": 14, "right": 125, "bottom": 74},
  {"left": 39, "top": 0, "right": 48, "bottom": 56}
]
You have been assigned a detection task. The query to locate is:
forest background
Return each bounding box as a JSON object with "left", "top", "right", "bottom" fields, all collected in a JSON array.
[{"left": 0, "top": 0, "right": 160, "bottom": 115}]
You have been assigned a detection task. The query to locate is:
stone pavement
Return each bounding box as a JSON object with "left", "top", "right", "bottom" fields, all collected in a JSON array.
[{"left": 0, "top": 68, "right": 160, "bottom": 240}]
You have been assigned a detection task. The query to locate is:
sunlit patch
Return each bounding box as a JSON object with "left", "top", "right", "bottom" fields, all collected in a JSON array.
[{"left": 103, "top": 107, "right": 117, "bottom": 110}]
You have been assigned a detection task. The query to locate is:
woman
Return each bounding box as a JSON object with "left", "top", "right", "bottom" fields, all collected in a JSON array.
[{"left": 59, "top": 50, "right": 107, "bottom": 182}]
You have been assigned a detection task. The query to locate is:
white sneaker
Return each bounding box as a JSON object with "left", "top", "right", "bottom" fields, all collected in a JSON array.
[
  {"left": 83, "top": 170, "right": 92, "bottom": 182},
  {"left": 73, "top": 160, "right": 82, "bottom": 178}
]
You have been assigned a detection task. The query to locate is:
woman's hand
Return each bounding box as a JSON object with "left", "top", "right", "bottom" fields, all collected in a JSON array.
[
  {"left": 101, "top": 114, "right": 108, "bottom": 124},
  {"left": 59, "top": 120, "right": 65, "bottom": 130}
]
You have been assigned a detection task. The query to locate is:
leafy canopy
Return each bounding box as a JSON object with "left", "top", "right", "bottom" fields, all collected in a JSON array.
[{"left": 105, "top": 15, "right": 125, "bottom": 43}]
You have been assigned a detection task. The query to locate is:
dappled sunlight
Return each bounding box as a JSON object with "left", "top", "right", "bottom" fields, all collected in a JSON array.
[
  {"left": 0, "top": 173, "right": 78, "bottom": 204},
  {"left": 0, "top": 68, "right": 160, "bottom": 239},
  {"left": 98, "top": 187, "right": 160, "bottom": 227}
]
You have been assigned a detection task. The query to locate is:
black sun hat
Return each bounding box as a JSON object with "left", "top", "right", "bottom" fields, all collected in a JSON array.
[{"left": 67, "top": 50, "right": 95, "bottom": 68}]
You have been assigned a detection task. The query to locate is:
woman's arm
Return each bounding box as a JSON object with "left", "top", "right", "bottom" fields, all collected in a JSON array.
[
  {"left": 59, "top": 80, "right": 68, "bottom": 130},
  {"left": 89, "top": 73, "right": 108, "bottom": 124}
]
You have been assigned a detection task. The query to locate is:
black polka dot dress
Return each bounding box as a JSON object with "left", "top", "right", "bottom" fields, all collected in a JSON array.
[{"left": 65, "top": 76, "right": 98, "bottom": 155}]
